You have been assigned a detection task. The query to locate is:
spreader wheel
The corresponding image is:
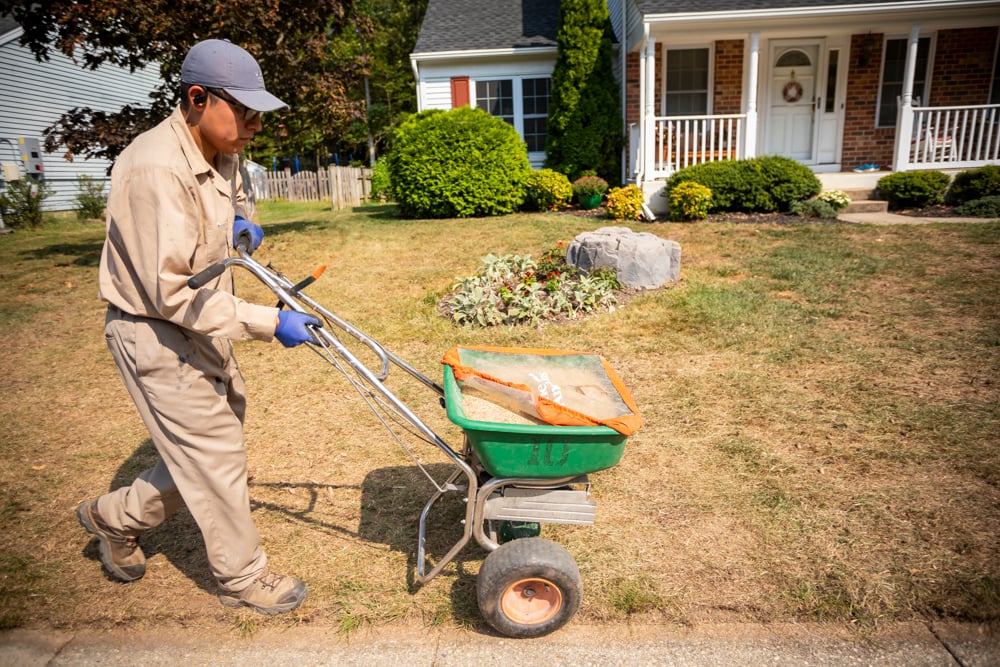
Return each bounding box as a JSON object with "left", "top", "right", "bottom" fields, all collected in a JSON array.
[{"left": 476, "top": 537, "right": 582, "bottom": 638}]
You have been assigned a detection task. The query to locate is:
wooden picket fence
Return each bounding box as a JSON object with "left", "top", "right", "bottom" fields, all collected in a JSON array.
[{"left": 249, "top": 166, "right": 372, "bottom": 209}]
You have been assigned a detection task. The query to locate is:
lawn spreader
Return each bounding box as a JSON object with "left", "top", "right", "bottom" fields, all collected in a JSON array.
[{"left": 189, "top": 240, "right": 643, "bottom": 638}]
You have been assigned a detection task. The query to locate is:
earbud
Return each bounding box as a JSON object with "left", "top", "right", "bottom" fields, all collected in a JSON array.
[{"left": 193, "top": 93, "right": 207, "bottom": 105}]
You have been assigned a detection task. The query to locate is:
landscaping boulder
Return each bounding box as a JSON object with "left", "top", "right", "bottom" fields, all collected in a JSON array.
[{"left": 566, "top": 226, "right": 680, "bottom": 289}]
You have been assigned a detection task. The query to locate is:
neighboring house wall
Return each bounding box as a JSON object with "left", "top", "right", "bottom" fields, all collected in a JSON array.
[
  {"left": 0, "top": 26, "right": 161, "bottom": 212},
  {"left": 415, "top": 54, "right": 558, "bottom": 168}
]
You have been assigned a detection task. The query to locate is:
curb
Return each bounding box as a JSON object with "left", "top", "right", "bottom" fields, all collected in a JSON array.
[{"left": 3, "top": 622, "right": 998, "bottom": 666}]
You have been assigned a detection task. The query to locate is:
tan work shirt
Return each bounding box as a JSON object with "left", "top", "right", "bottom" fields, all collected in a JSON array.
[{"left": 99, "top": 107, "right": 277, "bottom": 341}]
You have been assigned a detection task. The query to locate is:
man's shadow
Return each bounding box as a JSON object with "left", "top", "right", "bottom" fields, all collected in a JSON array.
[
  {"left": 82, "top": 439, "right": 216, "bottom": 593},
  {"left": 88, "top": 441, "right": 481, "bottom": 623}
]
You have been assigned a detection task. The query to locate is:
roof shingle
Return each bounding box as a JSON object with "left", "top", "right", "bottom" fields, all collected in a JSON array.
[{"left": 414, "top": 0, "right": 559, "bottom": 54}]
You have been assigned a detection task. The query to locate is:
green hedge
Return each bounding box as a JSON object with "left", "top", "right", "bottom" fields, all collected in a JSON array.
[
  {"left": 388, "top": 107, "right": 530, "bottom": 218},
  {"left": 877, "top": 170, "right": 950, "bottom": 210},
  {"left": 947, "top": 165, "right": 1000, "bottom": 205},
  {"left": 666, "top": 155, "right": 820, "bottom": 213}
]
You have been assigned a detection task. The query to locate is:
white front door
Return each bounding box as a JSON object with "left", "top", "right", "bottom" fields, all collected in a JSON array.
[{"left": 766, "top": 43, "right": 820, "bottom": 161}]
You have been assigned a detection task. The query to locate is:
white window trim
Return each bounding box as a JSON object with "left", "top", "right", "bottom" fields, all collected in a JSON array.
[
  {"left": 472, "top": 75, "right": 552, "bottom": 156},
  {"left": 660, "top": 44, "right": 715, "bottom": 117}
]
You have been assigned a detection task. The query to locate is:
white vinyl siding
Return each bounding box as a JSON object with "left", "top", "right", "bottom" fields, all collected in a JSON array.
[{"left": 0, "top": 28, "right": 161, "bottom": 211}]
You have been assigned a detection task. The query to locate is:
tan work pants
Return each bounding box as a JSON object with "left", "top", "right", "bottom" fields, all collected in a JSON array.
[{"left": 96, "top": 306, "right": 266, "bottom": 593}]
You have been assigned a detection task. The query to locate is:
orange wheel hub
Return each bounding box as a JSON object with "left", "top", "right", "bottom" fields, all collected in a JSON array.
[{"left": 499, "top": 577, "right": 563, "bottom": 625}]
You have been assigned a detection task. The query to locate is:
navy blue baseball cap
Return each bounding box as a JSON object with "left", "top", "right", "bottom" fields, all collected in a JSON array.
[{"left": 181, "top": 39, "right": 289, "bottom": 112}]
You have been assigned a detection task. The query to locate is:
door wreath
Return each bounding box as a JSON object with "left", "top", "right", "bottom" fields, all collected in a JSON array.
[{"left": 782, "top": 80, "right": 803, "bottom": 104}]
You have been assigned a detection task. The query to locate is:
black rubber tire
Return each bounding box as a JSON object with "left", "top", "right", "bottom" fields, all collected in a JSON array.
[{"left": 476, "top": 537, "right": 582, "bottom": 638}]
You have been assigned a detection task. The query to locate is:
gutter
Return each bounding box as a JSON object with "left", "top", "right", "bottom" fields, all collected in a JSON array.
[
  {"left": 410, "top": 46, "right": 559, "bottom": 63},
  {"left": 641, "top": 0, "right": 1000, "bottom": 24}
]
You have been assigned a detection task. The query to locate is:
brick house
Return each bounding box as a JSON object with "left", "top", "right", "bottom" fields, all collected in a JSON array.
[{"left": 415, "top": 1, "right": 1000, "bottom": 209}]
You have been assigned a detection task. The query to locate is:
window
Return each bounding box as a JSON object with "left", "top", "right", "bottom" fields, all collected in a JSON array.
[
  {"left": 991, "top": 37, "right": 1000, "bottom": 104},
  {"left": 522, "top": 78, "right": 550, "bottom": 153},
  {"left": 824, "top": 50, "right": 839, "bottom": 113},
  {"left": 664, "top": 48, "right": 709, "bottom": 116},
  {"left": 878, "top": 37, "right": 931, "bottom": 127},
  {"left": 476, "top": 80, "right": 514, "bottom": 124},
  {"left": 475, "top": 77, "right": 552, "bottom": 153}
]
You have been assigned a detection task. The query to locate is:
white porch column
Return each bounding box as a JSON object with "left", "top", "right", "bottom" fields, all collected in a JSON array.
[
  {"left": 642, "top": 35, "right": 657, "bottom": 182},
  {"left": 892, "top": 24, "right": 921, "bottom": 171},
  {"left": 744, "top": 32, "right": 760, "bottom": 159}
]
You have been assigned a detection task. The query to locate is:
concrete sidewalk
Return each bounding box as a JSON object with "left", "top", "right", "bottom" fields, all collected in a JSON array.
[
  {"left": 838, "top": 211, "right": 991, "bottom": 225},
  {"left": 2, "top": 621, "right": 998, "bottom": 666}
]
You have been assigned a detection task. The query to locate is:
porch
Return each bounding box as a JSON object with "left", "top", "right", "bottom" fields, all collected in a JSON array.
[{"left": 631, "top": 102, "right": 1000, "bottom": 183}]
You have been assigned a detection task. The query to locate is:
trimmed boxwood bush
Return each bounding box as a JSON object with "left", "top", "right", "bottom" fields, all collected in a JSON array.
[
  {"left": 666, "top": 155, "right": 820, "bottom": 213},
  {"left": 524, "top": 169, "right": 573, "bottom": 211},
  {"left": 388, "top": 107, "right": 530, "bottom": 218},
  {"left": 947, "top": 165, "right": 1000, "bottom": 205},
  {"left": 876, "top": 170, "right": 950, "bottom": 210}
]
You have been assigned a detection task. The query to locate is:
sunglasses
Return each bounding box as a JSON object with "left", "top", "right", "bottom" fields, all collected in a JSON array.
[{"left": 205, "top": 87, "right": 262, "bottom": 122}]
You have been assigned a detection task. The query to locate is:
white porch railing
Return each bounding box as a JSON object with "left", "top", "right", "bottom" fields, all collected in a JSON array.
[
  {"left": 901, "top": 103, "right": 1000, "bottom": 171},
  {"left": 648, "top": 114, "right": 745, "bottom": 177}
]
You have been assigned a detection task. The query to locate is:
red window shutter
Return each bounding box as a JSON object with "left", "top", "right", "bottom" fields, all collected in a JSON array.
[{"left": 450, "top": 77, "right": 470, "bottom": 108}]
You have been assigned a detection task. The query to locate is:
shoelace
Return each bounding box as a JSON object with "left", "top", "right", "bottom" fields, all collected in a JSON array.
[{"left": 256, "top": 570, "right": 284, "bottom": 591}]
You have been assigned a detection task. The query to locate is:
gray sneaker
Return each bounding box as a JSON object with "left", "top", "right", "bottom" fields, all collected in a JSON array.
[
  {"left": 219, "top": 569, "right": 308, "bottom": 615},
  {"left": 75, "top": 499, "right": 146, "bottom": 582}
]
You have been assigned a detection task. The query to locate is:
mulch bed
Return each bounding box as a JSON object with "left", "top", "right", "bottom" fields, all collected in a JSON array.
[
  {"left": 561, "top": 204, "right": 968, "bottom": 224},
  {"left": 893, "top": 204, "right": 965, "bottom": 218}
]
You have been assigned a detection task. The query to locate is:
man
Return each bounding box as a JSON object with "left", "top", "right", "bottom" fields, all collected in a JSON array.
[{"left": 76, "top": 39, "right": 318, "bottom": 616}]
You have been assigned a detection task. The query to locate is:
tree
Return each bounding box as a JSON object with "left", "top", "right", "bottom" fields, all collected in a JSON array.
[
  {"left": 544, "top": 0, "right": 622, "bottom": 185},
  {"left": 0, "top": 0, "right": 367, "bottom": 166},
  {"left": 327, "top": 0, "right": 429, "bottom": 164}
]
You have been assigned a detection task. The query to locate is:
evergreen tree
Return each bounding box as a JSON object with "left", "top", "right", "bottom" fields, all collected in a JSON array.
[{"left": 544, "top": 0, "right": 622, "bottom": 184}]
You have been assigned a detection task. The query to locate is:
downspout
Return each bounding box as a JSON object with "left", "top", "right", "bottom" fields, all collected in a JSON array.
[
  {"left": 620, "top": 0, "right": 628, "bottom": 185},
  {"left": 635, "top": 24, "right": 649, "bottom": 187},
  {"left": 411, "top": 57, "right": 423, "bottom": 112}
]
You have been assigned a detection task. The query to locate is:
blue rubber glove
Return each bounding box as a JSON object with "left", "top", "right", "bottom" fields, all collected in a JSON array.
[
  {"left": 233, "top": 215, "right": 263, "bottom": 253},
  {"left": 275, "top": 310, "right": 320, "bottom": 348}
]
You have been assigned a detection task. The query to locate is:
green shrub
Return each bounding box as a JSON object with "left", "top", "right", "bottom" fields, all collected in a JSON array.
[
  {"left": 75, "top": 175, "right": 107, "bottom": 220},
  {"left": 370, "top": 158, "right": 392, "bottom": 202},
  {"left": 523, "top": 169, "right": 573, "bottom": 211},
  {"left": 876, "top": 170, "right": 950, "bottom": 210},
  {"left": 388, "top": 107, "right": 530, "bottom": 218},
  {"left": 947, "top": 165, "right": 1000, "bottom": 205},
  {"left": 666, "top": 156, "right": 820, "bottom": 213},
  {"left": 605, "top": 184, "right": 645, "bottom": 221},
  {"left": 955, "top": 195, "right": 1000, "bottom": 219},
  {"left": 755, "top": 155, "right": 823, "bottom": 211},
  {"left": 572, "top": 175, "right": 609, "bottom": 199},
  {"left": 667, "top": 181, "right": 712, "bottom": 221},
  {"left": 790, "top": 199, "right": 838, "bottom": 219},
  {"left": 0, "top": 179, "right": 52, "bottom": 228}
]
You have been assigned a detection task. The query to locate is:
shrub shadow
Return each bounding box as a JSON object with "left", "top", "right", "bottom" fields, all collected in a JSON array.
[
  {"left": 22, "top": 240, "right": 103, "bottom": 267},
  {"left": 351, "top": 203, "right": 399, "bottom": 220}
]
